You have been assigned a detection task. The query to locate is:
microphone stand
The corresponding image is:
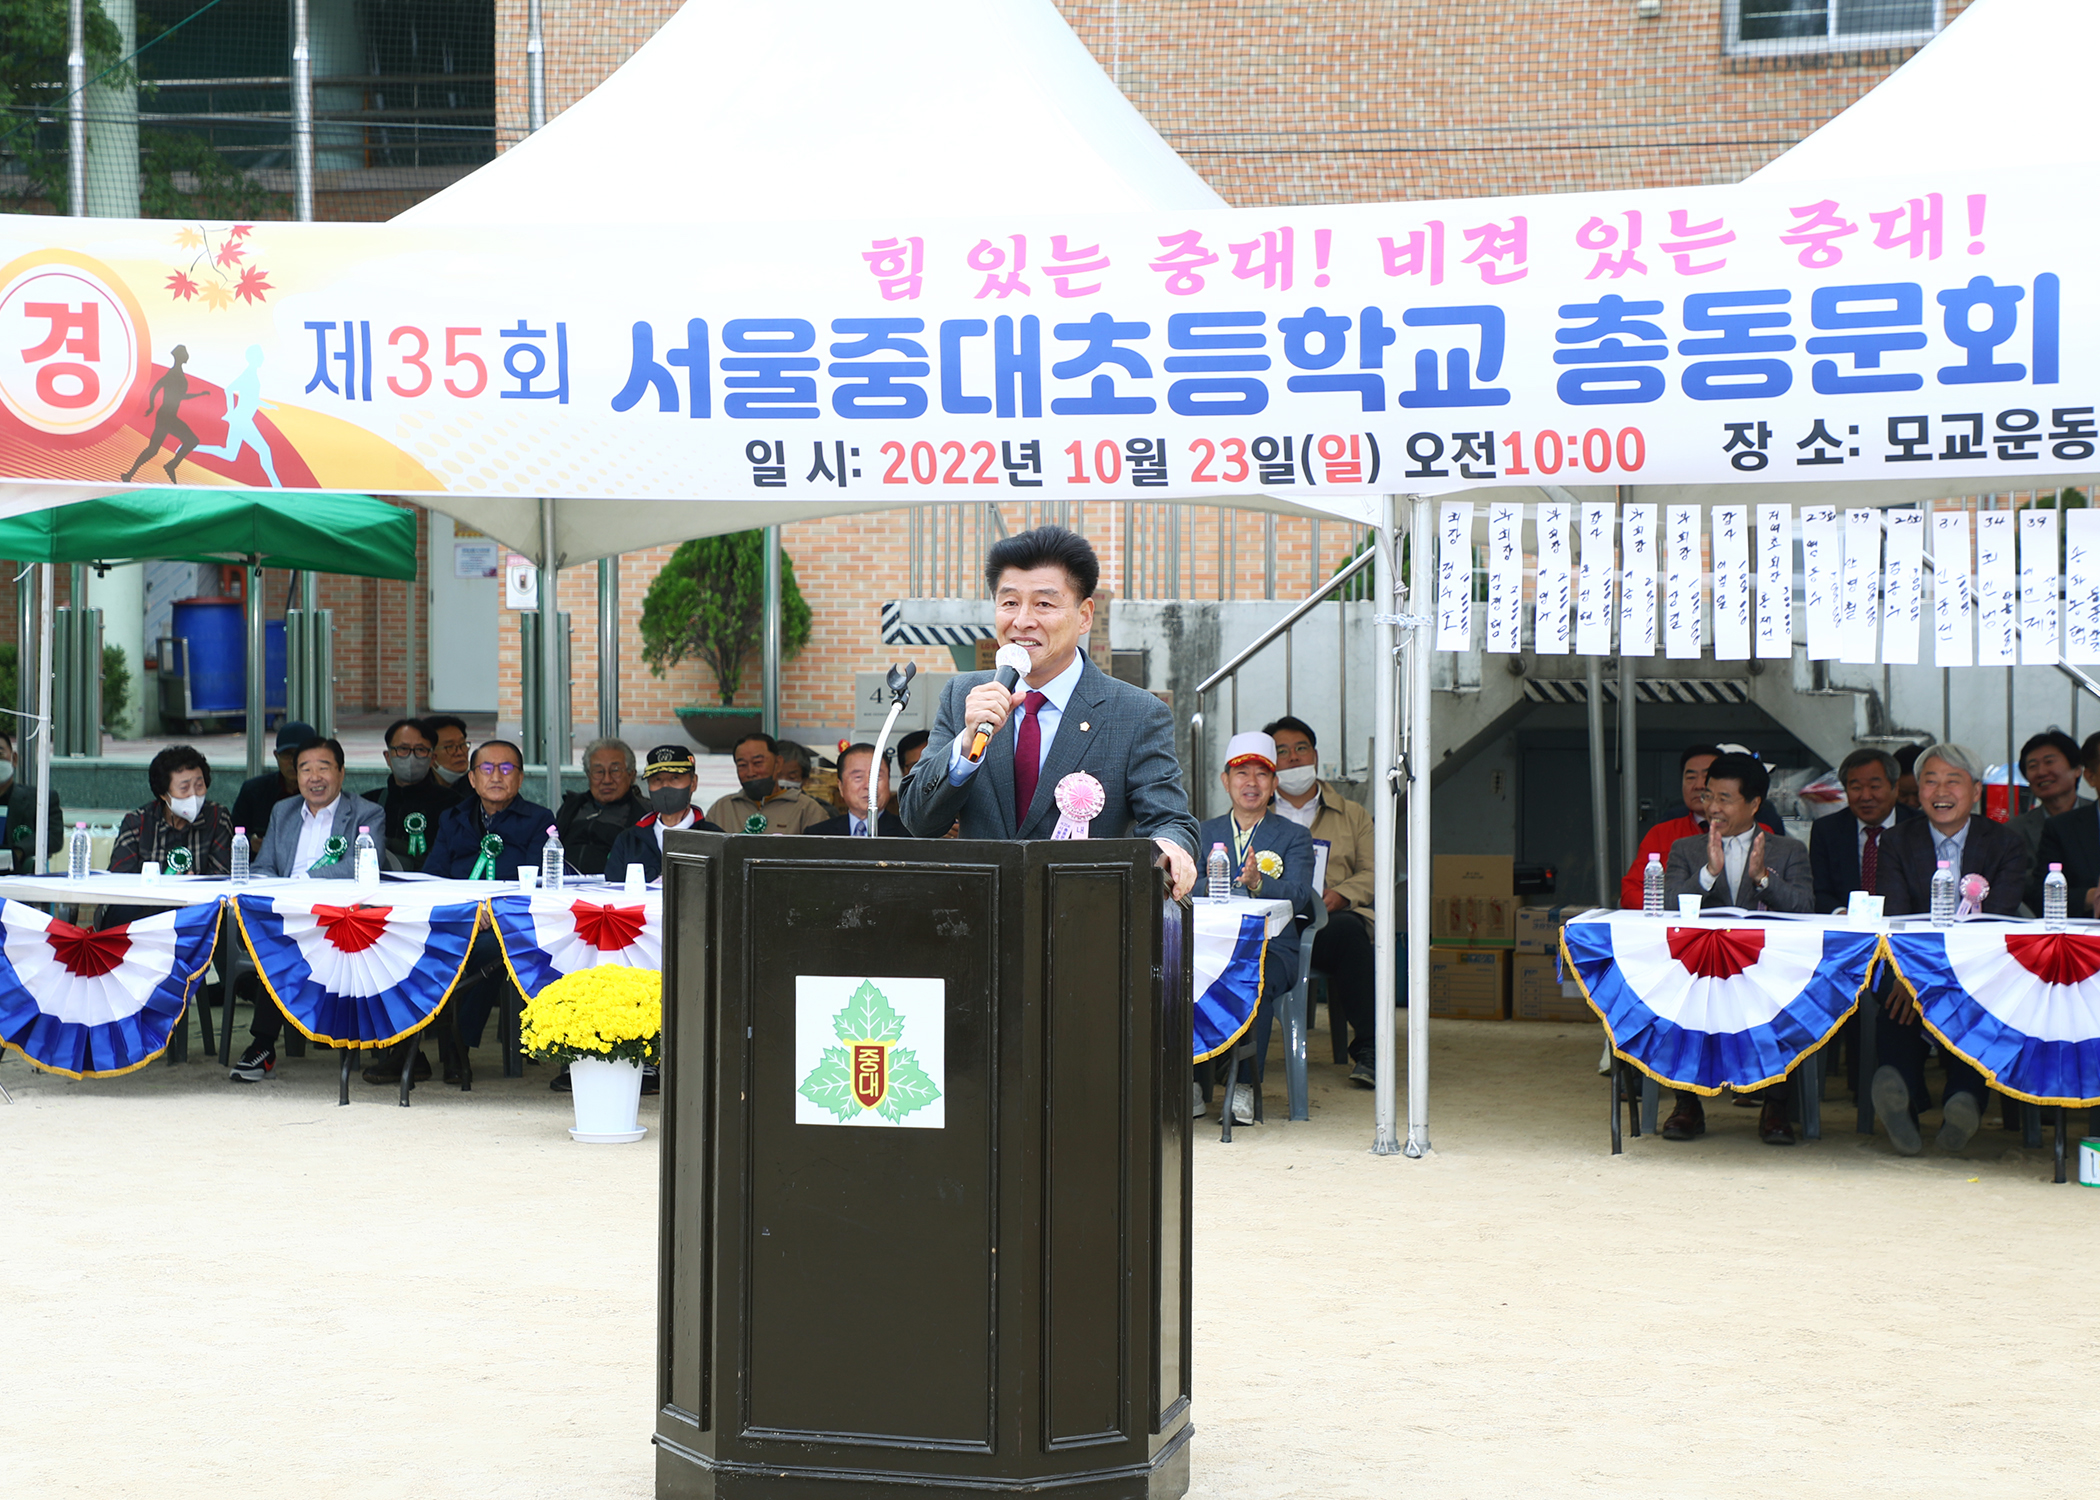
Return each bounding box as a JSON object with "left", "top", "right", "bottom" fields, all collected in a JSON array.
[{"left": 866, "top": 662, "right": 916, "bottom": 837}]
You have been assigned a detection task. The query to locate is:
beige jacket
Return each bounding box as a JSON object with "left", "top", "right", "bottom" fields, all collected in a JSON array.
[
  {"left": 704, "top": 785, "right": 832, "bottom": 835},
  {"left": 1278, "top": 780, "right": 1376, "bottom": 925}
]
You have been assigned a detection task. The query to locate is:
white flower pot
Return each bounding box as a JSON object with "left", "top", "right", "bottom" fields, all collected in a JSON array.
[{"left": 568, "top": 1056, "right": 646, "bottom": 1144}]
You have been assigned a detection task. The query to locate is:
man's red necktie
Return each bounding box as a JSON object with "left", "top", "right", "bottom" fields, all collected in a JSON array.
[
  {"left": 1013, "top": 690, "right": 1049, "bottom": 827},
  {"left": 1861, "top": 823, "right": 1881, "bottom": 895}
]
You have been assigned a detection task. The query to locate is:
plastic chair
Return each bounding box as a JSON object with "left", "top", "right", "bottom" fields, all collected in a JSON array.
[{"left": 1279, "top": 902, "right": 1327, "bottom": 1122}]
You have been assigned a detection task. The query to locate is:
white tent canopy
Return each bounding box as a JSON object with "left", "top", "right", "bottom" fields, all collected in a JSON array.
[{"left": 1755, "top": 0, "right": 2091, "bottom": 184}]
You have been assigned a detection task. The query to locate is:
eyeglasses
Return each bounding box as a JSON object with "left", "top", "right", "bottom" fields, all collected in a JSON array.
[
  {"left": 476, "top": 761, "right": 520, "bottom": 777},
  {"left": 390, "top": 746, "right": 432, "bottom": 758},
  {"left": 587, "top": 764, "right": 627, "bottom": 779}
]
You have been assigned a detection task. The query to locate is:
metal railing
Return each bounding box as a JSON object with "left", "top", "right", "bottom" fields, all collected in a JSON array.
[{"left": 1187, "top": 544, "right": 1376, "bottom": 819}]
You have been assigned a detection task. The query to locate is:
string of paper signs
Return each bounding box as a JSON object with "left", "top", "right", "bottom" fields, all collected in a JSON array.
[{"left": 1432, "top": 499, "right": 2100, "bottom": 668}]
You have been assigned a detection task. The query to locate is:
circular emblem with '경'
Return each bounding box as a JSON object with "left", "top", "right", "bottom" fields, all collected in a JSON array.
[{"left": 0, "top": 251, "right": 148, "bottom": 439}]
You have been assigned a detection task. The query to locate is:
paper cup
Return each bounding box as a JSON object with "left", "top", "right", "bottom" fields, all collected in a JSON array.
[
  {"left": 140, "top": 861, "right": 161, "bottom": 884},
  {"left": 518, "top": 867, "right": 539, "bottom": 891},
  {"left": 1677, "top": 895, "right": 1702, "bottom": 920},
  {"left": 623, "top": 866, "right": 646, "bottom": 894}
]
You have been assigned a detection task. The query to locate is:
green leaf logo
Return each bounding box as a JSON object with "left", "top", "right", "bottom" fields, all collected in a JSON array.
[{"left": 800, "top": 980, "right": 940, "bottom": 1124}]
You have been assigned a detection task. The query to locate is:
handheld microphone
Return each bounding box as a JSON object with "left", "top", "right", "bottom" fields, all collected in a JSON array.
[{"left": 967, "top": 643, "right": 1034, "bottom": 762}]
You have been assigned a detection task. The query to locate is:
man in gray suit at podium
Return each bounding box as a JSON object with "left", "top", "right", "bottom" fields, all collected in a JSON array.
[{"left": 902, "top": 526, "right": 1200, "bottom": 899}]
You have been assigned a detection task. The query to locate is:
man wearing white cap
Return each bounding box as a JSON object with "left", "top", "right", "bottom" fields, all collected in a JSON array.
[{"left": 1194, "top": 731, "right": 1315, "bottom": 1125}]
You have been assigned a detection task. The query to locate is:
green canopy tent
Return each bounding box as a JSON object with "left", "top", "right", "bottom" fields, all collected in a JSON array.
[{"left": 0, "top": 491, "right": 418, "bottom": 872}]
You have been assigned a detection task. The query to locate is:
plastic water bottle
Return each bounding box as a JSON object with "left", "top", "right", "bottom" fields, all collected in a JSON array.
[
  {"left": 1642, "top": 852, "right": 1665, "bottom": 917},
  {"left": 1930, "top": 859, "right": 1957, "bottom": 927},
  {"left": 66, "top": 822, "right": 89, "bottom": 881},
  {"left": 354, "top": 825, "right": 380, "bottom": 886},
  {"left": 1206, "top": 842, "right": 1231, "bottom": 903},
  {"left": 2044, "top": 862, "right": 2069, "bottom": 930},
  {"left": 230, "top": 826, "right": 250, "bottom": 884},
  {"left": 542, "top": 825, "right": 565, "bottom": 891}
]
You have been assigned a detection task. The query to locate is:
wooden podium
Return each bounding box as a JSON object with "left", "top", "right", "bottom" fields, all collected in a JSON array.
[{"left": 653, "top": 831, "right": 1194, "bottom": 1499}]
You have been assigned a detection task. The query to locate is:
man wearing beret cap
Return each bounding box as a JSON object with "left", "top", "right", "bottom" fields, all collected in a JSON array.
[{"left": 605, "top": 744, "right": 724, "bottom": 885}]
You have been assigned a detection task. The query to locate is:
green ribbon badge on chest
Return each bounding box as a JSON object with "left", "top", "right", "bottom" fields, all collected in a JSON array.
[
  {"left": 404, "top": 811, "right": 427, "bottom": 857},
  {"left": 743, "top": 814, "right": 768, "bottom": 835},
  {"left": 164, "top": 846, "right": 193, "bottom": 876},
  {"left": 468, "top": 832, "right": 504, "bottom": 880},
  {"left": 309, "top": 835, "right": 348, "bottom": 872}
]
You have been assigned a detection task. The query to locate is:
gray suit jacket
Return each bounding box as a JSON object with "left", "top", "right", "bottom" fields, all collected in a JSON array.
[
  {"left": 1661, "top": 829, "right": 1814, "bottom": 913},
  {"left": 252, "top": 790, "right": 388, "bottom": 879},
  {"left": 900, "top": 655, "right": 1200, "bottom": 856}
]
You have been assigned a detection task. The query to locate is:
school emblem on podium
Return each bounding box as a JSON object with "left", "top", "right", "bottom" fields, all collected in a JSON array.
[{"left": 795, "top": 976, "right": 945, "bottom": 1129}]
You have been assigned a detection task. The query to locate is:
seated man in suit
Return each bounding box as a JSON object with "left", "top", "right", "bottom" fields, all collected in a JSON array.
[
  {"left": 1195, "top": 732, "right": 1314, "bottom": 1126},
  {"left": 2010, "top": 729, "right": 2087, "bottom": 870},
  {"left": 900, "top": 525, "right": 1199, "bottom": 895},
  {"left": 229, "top": 738, "right": 386, "bottom": 1082},
  {"left": 1658, "top": 751, "right": 1814, "bottom": 1146},
  {"left": 1808, "top": 747, "right": 1921, "bottom": 914},
  {"left": 605, "top": 744, "right": 724, "bottom": 884},
  {"left": 809, "top": 742, "right": 910, "bottom": 838},
  {"left": 1873, "top": 742, "right": 2030, "bottom": 1156},
  {"left": 2031, "top": 730, "right": 2100, "bottom": 915}
]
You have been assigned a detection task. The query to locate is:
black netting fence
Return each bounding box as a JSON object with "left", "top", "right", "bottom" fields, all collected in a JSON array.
[{"left": 1, "top": 0, "right": 492, "bottom": 222}]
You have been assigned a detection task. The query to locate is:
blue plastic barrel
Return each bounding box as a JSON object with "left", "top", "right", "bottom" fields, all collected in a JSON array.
[
  {"left": 264, "top": 620, "right": 286, "bottom": 714},
  {"left": 170, "top": 598, "right": 244, "bottom": 714}
]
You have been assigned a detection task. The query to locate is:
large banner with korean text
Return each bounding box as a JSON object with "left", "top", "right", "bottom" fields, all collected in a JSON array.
[{"left": 0, "top": 171, "right": 2082, "bottom": 504}]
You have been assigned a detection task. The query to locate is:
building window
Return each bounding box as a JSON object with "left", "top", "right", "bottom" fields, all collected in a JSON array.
[{"left": 1726, "top": 0, "right": 1941, "bottom": 55}]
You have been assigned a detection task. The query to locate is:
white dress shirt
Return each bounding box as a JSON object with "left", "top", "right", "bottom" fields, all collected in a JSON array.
[
  {"left": 947, "top": 651, "right": 1086, "bottom": 785},
  {"left": 292, "top": 796, "right": 341, "bottom": 874},
  {"left": 1698, "top": 827, "right": 1757, "bottom": 898},
  {"left": 653, "top": 807, "right": 697, "bottom": 850},
  {"left": 1273, "top": 791, "right": 1320, "bottom": 830}
]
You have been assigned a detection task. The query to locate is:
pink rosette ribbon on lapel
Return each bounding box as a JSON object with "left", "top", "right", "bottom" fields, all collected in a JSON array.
[{"left": 1051, "top": 771, "right": 1106, "bottom": 840}]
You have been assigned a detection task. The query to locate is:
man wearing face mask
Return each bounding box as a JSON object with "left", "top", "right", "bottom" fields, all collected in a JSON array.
[
  {"left": 705, "top": 732, "right": 829, "bottom": 834},
  {"left": 0, "top": 729, "right": 63, "bottom": 872},
  {"left": 363, "top": 717, "right": 455, "bottom": 872},
  {"left": 604, "top": 745, "right": 724, "bottom": 884},
  {"left": 1264, "top": 716, "right": 1379, "bottom": 1087},
  {"left": 424, "top": 714, "right": 478, "bottom": 802}
]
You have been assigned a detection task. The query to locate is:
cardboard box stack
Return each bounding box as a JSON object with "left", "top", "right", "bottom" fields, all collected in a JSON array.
[
  {"left": 1428, "top": 856, "right": 1513, "bottom": 1018},
  {"left": 1511, "top": 952, "right": 1594, "bottom": 1023}
]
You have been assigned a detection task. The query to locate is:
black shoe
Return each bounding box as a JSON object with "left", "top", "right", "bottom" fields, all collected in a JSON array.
[
  {"left": 229, "top": 1043, "right": 274, "bottom": 1082},
  {"left": 362, "top": 1047, "right": 431, "bottom": 1085},
  {"left": 1660, "top": 1098, "right": 1706, "bottom": 1141},
  {"left": 550, "top": 1065, "right": 572, "bottom": 1093},
  {"left": 1758, "top": 1098, "right": 1797, "bottom": 1146}
]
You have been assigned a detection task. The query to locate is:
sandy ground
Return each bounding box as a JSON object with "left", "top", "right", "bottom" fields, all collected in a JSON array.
[{"left": 4, "top": 1016, "right": 2097, "bottom": 1499}]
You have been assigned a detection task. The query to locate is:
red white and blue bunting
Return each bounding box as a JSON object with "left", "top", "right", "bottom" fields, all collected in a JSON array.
[
  {"left": 1562, "top": 913, "right": 1881, "bottom": 1095},
  {"left": 0, "top": 902, "right": 220, "bottom": 1078},
  {"left": 235, "top": 893, "right": 484, "bottom": 1047},
  {"left": 1883, "top": 928, "right": 2100, "bottom": 1106},
  {"left": 1192, "top": 908, "right": 1270, "bottom": 1063},
  {"left": 490, "top": 892, "right": 661, "bottom": 998}
]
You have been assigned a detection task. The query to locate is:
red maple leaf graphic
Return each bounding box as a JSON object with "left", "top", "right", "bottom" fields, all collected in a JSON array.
[
  {"left": 214, "top": 239, "right": 248, "bottom": 269},
  {"left": 165, "top": 270, "right": 199, "bottom": 301},
  {"left": 233, "top": 265, "right": 274, "bottom": 306},
  {"left": 228, "top": 223, "right": 254, "bottom": 240}
]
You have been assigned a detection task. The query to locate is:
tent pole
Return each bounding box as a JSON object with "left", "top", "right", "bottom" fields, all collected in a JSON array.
[
  {"left": 1404, "top": 494, "right": 1433, "bottom": 1158},
  {"left": 1372, "top": 494, "right": 1403, "bottom": 1157},
  {"left": 597, "top": 554, "right": 619, "bottom": 741},
  {"left": 762, "top": 525, "right": 781, "bottom": 738},
  {"left": 526, "top": 0, "right": 547, "bottom": 132},
  {"left": 1587, "top": 657, "right": 1610, "bottom": 907},
  {"left": 32, "top": 564, "right": 52, "bottom": 874},
  {"left": 540, "top": 498, "right": 561, "bottom": 812},
  {"left": 244, "top": 558, "right": 264, "bottom": 779},
  {"left": 66, "top": 0, "right": 85, "bottom": 216},
  {"left": 290, "top": 0, "right": 314, "bottom": 222}
]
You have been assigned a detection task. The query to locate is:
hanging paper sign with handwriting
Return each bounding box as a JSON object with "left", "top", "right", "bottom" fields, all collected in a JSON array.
[
  {"left": 1754, "top": 505, "right": 1792, "bottom": 660},
  {"left": 2019, "top": 507, "right": 2060, "bottom": 666},
  {"left": 1975, "top": 510, "right": 2016, "bottom": 668},
  {"left": 1535, "top": 502, "right": 1571, "bottom": 656},
  {"left": 1575, "top": 501, "right": 1615, "bottom": 657},
  {"left": 1619, "top": 504, "right": 1656, "bottom": 658},
  {"left": 1882, "top": 509, "right": 1924, "bottom": 667},
  {"left": 1710, "top": 504, "right": 1750, "bottom": 662},
  {"left": 1435, "top": 500, "right": 1475, "bottom": 652},
  {"left": 1800, "top": 506, "right": 1840, "bottom": 662},
  {"left": 1664, "top": 504, "right": 1701, "bottom": 660},
  {"left": 1485, "top": 500, "right": 1523, "bottom": 655},
  {"left": 2068, "top": 510, "right": 2100, "bottom": 666},
  {"left": 1933, "top": 510, "right": 1974, "bottom": 669},
  {"left": 1838, "top": 509, "right": 1881, "bottom": 666}
]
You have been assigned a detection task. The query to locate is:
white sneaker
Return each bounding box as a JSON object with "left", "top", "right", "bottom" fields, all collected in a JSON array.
[
  {"left": 1190, "top": 1081, "right": 1207, "bottom": 1118},
  {"left": 1231, "top": 1083, "right": 1255, "bottom": 1125}
]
